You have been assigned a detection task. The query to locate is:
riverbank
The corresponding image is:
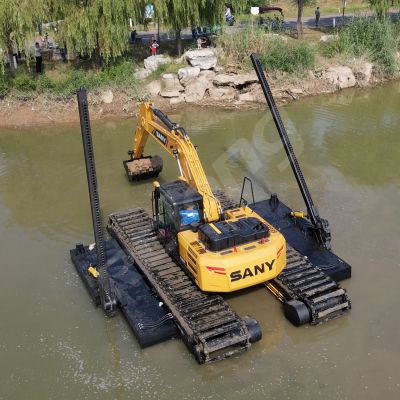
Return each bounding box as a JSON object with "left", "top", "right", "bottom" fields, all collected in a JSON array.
[
  {"left": 1, "top": 21, "right": 399, "bottom": 128},
  {"left": 0, "top": 63, "right": 397, "bottom": 128}
]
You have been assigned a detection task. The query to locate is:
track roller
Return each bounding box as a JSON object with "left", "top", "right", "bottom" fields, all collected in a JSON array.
[
  {"left": 242, "top": 315, "right": 262, "bottom": 343},
  {"left": 283, "top": 300, "right": 311, "bottom": 327}
]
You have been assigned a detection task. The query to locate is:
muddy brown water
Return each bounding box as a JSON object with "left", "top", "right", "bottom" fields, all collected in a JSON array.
[{"left": 0, "top": 82, "right": 399, "bottom": 400}]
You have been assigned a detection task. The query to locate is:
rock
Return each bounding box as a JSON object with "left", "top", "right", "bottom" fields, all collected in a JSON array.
[
  {"left": 170, "top": 95, "right": 185, "bottom": 105},
  {"left": 144, "top": 54, "right": 172, "bottom": 71},
  {"left": 199, "top": 70, "right": 216, "bottom": 80},
  {"left": 353, "top": 62, "right": 373, "bottom": 84},
  {"left": 178, "top": 66, "right": 201, "bottom": 80},
  {"left": 320, "top": 34, "right": 339, "bottom": 43},
  {"left": 100, "top": 90, "right": 114, "bottom": 104},
  {"left": 323, "top": 66, "right": 356, "bottom": 89},
  {"left": 161, "top": 73, "right": 176, "bottom": 80},
  {"left": 146, "top": 80, "right": 162, "bottom": 96},
  {"left": 208, "top": 87, "right": 236, "bottom": 101},
  {"left": 238, "top": 92, "right": 255, "bottom": 102},
  {"left": 160, "top": 74, "right": 184, "bottom": 98},
  {"left": 134, "top": 68, "right": 151, "bottom": 79},
  {"left": 265, "top": 33, "right": 288, "bottom": 42},
  {"left": 184, "top": 77, "right": 212, "bottom": 103},
  {"left": 174, "top": 55, "right": 185, "bottom": 64},
  {"left": 213, "top": 65, "right": 224, "bottom": 73},
  {"left": 185, "top": 48, "right": 217, "bottom": 70},
  {"left": 290, "top": 88, "right": 304, "bottom": 95},
  {"left": 213, "top": 72, "right": 258, "bottom": 88}
]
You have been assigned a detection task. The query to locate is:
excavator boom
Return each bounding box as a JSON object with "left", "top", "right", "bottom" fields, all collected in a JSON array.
[{"left": 125, "top": 103, "right": 222, "bottom": 222}]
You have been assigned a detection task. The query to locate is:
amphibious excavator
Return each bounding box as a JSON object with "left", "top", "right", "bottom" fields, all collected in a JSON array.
[{"left": 71, "top": 54, "right": 351, "bottom": 364}]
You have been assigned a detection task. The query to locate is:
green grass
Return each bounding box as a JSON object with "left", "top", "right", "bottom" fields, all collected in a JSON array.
[
  {"left": 216, "top": 27, "right": 315, "bottom": 73},
  {"left": 0, "top": 37, "right": 194, "bottom": 101},
  {"left": 0, "top": 58, "right": 145, "bottom": 101},
  {"left": 320, "top": 17, "right": 399, "bottom": 74}
]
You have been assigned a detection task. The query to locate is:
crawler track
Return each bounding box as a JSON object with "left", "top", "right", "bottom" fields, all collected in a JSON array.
[
  {"left": 214, "top": 190, "right": 351, "bottom": 325},
  {"left": 268, "top": 246, "right": 351, "bottom": 324},
  {"left": 107, "top": 208, "right": 251, "bottom": 364}
]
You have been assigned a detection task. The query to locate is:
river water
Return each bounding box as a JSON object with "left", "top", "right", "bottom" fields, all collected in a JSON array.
[{"left": 1, "top": 82, "right": 399, "bottom": 400}]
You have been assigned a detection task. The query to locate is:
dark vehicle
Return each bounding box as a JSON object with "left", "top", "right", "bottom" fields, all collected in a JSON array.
[{"left": 259, "top": 6, "right": 284, "bottom": 30}]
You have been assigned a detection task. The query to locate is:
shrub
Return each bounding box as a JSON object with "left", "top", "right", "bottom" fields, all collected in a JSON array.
[
  {"left": 320, "top": 17, "right": 398, "bottom": 74},
  {"left": 0, "top": 78, "right": 10, "bottom": 97},
  {"left": 216, "top": 27, "right": 315, "bottom": 73},
  {"left": 260, "top": 40, "right": 315, "bottom": 73},
  {"left": 13, "top": 74, "right": 37, "bottom": 91}
]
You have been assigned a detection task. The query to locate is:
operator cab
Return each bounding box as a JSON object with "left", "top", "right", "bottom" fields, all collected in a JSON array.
[{"left": 153, "top": 180, "right": 204, "bottom": 244}]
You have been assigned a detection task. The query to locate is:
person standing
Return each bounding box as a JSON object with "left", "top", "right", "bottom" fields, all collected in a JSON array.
[
  {"left": 35, "top": 42, "right": 43, "bottom": 74},
  {"left": 315, "top": 7, "right": 321, "bottom": 27},
  {"left": 150, "top": 38, "right": 159, "bottom": 56}
]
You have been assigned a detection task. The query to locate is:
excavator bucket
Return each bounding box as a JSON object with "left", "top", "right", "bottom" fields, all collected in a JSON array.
[{"left": 123, "top": 155, "right": 163, "bottom": 181}]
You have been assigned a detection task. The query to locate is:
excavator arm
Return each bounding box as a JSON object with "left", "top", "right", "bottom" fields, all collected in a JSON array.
[{"left": 127, "top": 102, "right": 222, "bottom": 223}]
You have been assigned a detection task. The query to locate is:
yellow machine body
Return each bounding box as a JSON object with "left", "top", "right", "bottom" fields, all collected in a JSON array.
[
  {"left": 129, "top": 102, "right": 287, "bottom": 293},
  {"left": 178, "top": 207, "right": 286, "bottom": 292}
]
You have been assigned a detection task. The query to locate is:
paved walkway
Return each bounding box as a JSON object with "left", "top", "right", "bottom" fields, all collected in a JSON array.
[{"left": 134, "top": 11, "right": 399, "bottom": 43}]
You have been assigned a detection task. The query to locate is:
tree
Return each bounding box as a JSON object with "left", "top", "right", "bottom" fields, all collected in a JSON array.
[
  {"left": 152, "top": 1, "right": 220, "bottom": 56},
  {"left": 56, "top": 0, "right": 146, "bottom": 65},
  {"left": 292, "top": 0, "right": 314, "bottom": 38},
  {"left": 368, "top": 0, "right": 398, "bottom": 19},
  {"left": 0, "top": 0, "right": 49, "bottom": 75}
]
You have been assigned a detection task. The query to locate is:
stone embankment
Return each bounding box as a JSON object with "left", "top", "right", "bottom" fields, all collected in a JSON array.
[
  {"left": 1, "top": 42, "right": 395, "bottom": 127},
  {"left": 133, "top": 47, "right": 377, "bottom": 108}
]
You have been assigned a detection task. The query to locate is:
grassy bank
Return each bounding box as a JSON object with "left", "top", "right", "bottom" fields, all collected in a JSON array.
[
  {"left": 320, "top": 17, "right": 400, "bottom": 74},
  {"left": 0, "top": 39, "right": 194, "bottom": 101},
  {"left": 216, "top": 27, "right": 315, "bottom": 73},
  {"left": 0, "top": 59, "right": 141, "bottom": 100},
  {"left": 216, "top": 17, "right": 400, "bottom": 76}
]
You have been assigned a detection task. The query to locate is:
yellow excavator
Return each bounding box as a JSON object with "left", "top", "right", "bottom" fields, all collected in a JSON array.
[
  {"left": 73, "top": 54, "right": 350, "bottom": 364},
  {"left": 124, "top": 102, "right": 286, "bottom": 293}
]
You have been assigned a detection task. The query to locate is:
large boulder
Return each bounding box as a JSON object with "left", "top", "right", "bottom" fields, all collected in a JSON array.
[
  {"left": 184, "top": 76, "right": 212, "bottom": 103},
  {"left": 323, "top": 66, "right": 356, "bottom": 89},
  {"left": 353, "top": 62, "right": 373, "bottom": 84},
  {"left": 160, "top": 73, "right": 184, "bottom": 98},
  {"left": 100, "top": 89, "right": 114, "bottom": 104},
  {"left": 144, "top": 54, "right": 172, "bottom": 72},
  {"left": 146, "top": 80, "right": 162, "bottom": 96},
  {"left": 266, "top": 33, "right": 288, "bottom": 42},
  {"left": 208, "top": 87, "right": 236, "bottom": 101},
  {"left": 238, "top": 92, "right": 255, "bottom": 102},
  {"left": 178, "top": 66, "right": 200, "bottom": 80},
  {"left": 199, "top": 69, "right": 216, "bottom": 80},
  {"left": 170, "top": 95, "right": 185, "bottom": 105},
  {"left": 185, "top": 48, "right": 217, "bottom": 70},
  {"left": 320, "top": 34, "right": 339, "bottom": 43},
  {"left": 134, "top": 68, "right": 151, "bottom": 79},
  {"left": 213, "top": 72, "right": 258, "bottom": 88}
]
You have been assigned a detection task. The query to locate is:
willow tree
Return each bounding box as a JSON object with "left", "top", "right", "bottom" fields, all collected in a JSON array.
[
  {"left": 292, "top": 0, "right": 315, "bottom": 37},
  {"left": 368, "top": 0, "right": 399, "bottom": 19},
  {"left": 152, "top": 0, "right": 216, "bottom": 56},
  {"left": 0, "top": 0, "right": 49, "bottom": 75},
  {"left": 56, "top": 0, "right": 145, "bottom": 64}
]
